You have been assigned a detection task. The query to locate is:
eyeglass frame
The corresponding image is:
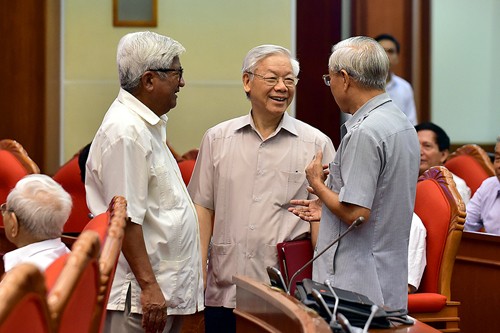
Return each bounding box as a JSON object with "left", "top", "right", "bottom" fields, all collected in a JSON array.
[
  {"left": 246, "top": 71, "right": 299, "bottom": 88},
  {"left": 148, "top": 67, "right": 184, "bottom": 81},
  {"left": 322, "top": 74, "right": 332, "bottom": 87},
  {"left": 0, "top": 203, "right": 14, "bottom": 215}
]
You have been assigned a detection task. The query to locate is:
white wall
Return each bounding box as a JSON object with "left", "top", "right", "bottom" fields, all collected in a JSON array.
[{"left": 432, "top": 0, "right": 500, "bottom": 143}]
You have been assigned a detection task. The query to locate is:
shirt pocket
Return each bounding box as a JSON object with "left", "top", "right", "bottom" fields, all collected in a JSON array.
[
  {"left": 278, "top": 170, "right": 309, "bottom": 204},
  {"left": 154, "top": 164, "right": 181, "bottom": 209},
  {"left": 210, "top": 243, "right": 236, "bottom": 287},
  {"left": 156, "top": 256, "right": 193, "bottom": 308}
]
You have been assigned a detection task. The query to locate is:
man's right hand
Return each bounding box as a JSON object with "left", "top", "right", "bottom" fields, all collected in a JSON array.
[{"left": 141, "top": 282, "right": 168, "bottom": 333}]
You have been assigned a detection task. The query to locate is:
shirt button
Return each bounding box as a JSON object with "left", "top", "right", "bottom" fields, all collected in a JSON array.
[{"left": 249, "top": 225, "right": 255, "bottom": 230}]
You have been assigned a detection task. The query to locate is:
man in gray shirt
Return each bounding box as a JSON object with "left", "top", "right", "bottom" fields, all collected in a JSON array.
[{"left": 292, "top": 36, "right": 419, "bottom": 310}]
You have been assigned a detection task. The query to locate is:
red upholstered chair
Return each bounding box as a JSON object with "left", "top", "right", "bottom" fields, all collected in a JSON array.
[
  {"left": 444, "top": 144, "right": 495, "bottom": 196},
  {"left": 53, "top": 151, "right": 91, "bottom": 235},
  {"left": 45, "top": 230, "right": 100, "bottom": 333},
  {"left": 408, "top": 166, "right": 466, "bottom": 332},
  {"left": 0, "top": 139, "right": 39, "bottom": 227},
  {"left": 178, "top": 159, "right": 196, "bottom": 185},
  {"left": 0, "top": 263, "right": 52, "bottom": 333},
  {"left": 84, "top": 196, "right": 127, "bottom": 333}
]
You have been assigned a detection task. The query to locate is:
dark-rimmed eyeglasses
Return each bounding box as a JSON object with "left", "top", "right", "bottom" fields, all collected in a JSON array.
[
  {"left": 0, "top": 203, "right": 14, "bottom": 215},
  {"left": 322, "top": 74, "right": 331, "bottom": 87},
  {"left": 149, "top": 67, "right": 184, "bottom": 81},
  {"left": 246, "top": 72, "right": 299, "bottom": 88}
]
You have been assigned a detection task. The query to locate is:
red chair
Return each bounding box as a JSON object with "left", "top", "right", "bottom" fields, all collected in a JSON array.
[
  {"left": 53, "top": 151, "right": 91, "bottom": 235},
  {"left": 178, "top": 159, "right": 196, "bottom": 185},
  {"left": 45, "top": 230, "right": 100, "bottom": 333},
  {"left": 0, "top": 263, "right": 52, "bottom": 333},
  {"left": 444, "top": 144, "right": 495, "bottom": 196},
  {"left": 84, "top": 196, "right": 127, "bottom": 333},
  {"left": 0, "top": 139, "right": 39, "bottom": 227},
  {"left": 408, "top": 166, "right": 466, "bottom": 332}
]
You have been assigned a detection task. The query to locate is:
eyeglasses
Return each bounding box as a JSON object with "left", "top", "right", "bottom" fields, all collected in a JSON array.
[
  {"left": 149, "top": 67, "right": 184, "bottom": 81},
  {"left": 247, "top": 72, "right": 299, "bottom": 88},
  {"left": 322, "top": 74, "right": 331, "bottom": 86},
  {"left": 0, "top": 203, "right": 14, "bottom": 215}
]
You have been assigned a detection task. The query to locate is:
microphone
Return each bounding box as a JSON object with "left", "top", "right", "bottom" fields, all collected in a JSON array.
[{"left": 286, "top": 216, "right": 365, "bottom": 294}]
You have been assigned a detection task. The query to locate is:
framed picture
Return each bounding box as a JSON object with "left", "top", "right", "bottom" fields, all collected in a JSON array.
[{"left": 113, "top": 0, "right": 157, "bottom": 27}]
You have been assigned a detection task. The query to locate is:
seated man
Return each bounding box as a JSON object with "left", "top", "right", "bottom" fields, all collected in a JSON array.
[
  {"left": 464, "top": 136, "right": 500, "bottom": 234},
  {"left": 2, "top": 174, "right": 72, "bottom": 272},
  {"left": 415, "top": 122, "right": 471, "bottom": 205}
]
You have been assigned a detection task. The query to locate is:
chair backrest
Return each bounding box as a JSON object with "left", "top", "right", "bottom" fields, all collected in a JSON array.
[
  {"left": 0, "top": 139, "right": 39, "bottom": 227},
  {"left": 178, "top": 159, "right": 196, "bottom": 185},
  {"left": 0, "top": 139, "right": 40, "bottom": 174},
  {"left": 45, "top": 230, "right": 100, "bottom": 333},
  {"left": 444, "top": 144, "right": 495, "bottom": 195},
  {"left": 90, "top": 196, "right": 127, "bottom": 333},
  {"left": 53, "top": 152, "right": 91, "bottom": 234},
  {"left": 0, "top": 263, "right": 52, "bottom": 333},
  {"left": 413, "top": 166, "right": 465, "bottom": 298}
]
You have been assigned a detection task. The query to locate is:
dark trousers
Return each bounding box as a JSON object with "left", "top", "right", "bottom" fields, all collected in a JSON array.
[{"left": 204, "top": 306, "right": 236, "bottom": 333}]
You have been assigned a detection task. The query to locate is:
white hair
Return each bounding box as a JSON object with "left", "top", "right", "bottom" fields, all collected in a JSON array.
[
  {"left": 7, "top": 174, "right": 72, "bottom": 239},
  {"left": 329, "top": 36, "right": 389, "bottom": 90},
  {"left": 117, "top": 31, "right": 185, "bottom": 92},
  {"left": 242, "top": 44, "right": 300, "bottom": 76}
]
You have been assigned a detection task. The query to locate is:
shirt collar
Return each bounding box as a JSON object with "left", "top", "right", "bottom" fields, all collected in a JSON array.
[
  {"left": 341, "top": 93, "right": 391, "bottom": 138},
  {"left": 117, "top": 88, "right": 167, "bottom": 127},
  {"left": 3, "top": 238, "right": 65, "bottom": 272},
  {"left": 235, "top": 111, "right": 298, "bottom": 137}
]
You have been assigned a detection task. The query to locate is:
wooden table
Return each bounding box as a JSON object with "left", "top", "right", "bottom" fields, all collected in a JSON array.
[
  {"left": 451, "top": 231, "right": 500, "bottom": 333},
  {"left": 234, "top": 275, "right": 439, "bottom": 333}
]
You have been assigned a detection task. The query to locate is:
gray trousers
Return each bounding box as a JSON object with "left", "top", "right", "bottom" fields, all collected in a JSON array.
[{"left": 104, "top": 287, "right": 183, "bottom": 333}]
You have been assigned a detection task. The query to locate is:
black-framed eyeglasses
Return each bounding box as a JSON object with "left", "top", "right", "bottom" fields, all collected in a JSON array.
[
  {"left": 322, "top": 74, "right": 331, "bottom": 87},
  {"left": 0, "top": 203, "right": 14, "bottom": 215},
  {"left": 149, "top": 67, "right": 184, "bottom": 81},
  {"left": 246, "top": 72, "right": 299, "bottom": 88}
]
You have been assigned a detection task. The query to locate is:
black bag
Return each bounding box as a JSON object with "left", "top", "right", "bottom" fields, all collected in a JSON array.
[{"left": 294, "top": 279, "right": 412, "bottom": 329}]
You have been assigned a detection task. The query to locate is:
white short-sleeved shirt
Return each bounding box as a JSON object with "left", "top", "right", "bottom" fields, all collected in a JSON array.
[
  {"left": 386, "top": 74, "right": 417, "bottom": 125},
  {"left": 85, "top": 88, "right": 204, "bottom": 315},
  {"left": 3, "top": 238, "right": 70, "bottom": 272}
]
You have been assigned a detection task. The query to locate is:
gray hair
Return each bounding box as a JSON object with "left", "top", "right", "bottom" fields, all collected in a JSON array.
[
  {"left": 242, "top": 44, "right": 300, "bottom": 76},
  {"left": 329, "top": 36, "right": 389, "bottom": 90},
  {"left": 117, "top": 31, "right": 185, "bottom": 92},
  {"left": 7, "top": 174, "right": 72, "bottom": 239}
]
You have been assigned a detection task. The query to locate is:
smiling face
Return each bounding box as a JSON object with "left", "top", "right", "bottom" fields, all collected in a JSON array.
[{"left": 243, "top": 54, "right": 295, "bottom": 120}]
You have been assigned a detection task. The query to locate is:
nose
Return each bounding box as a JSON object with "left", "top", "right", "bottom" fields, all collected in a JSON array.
[
  {"left": 274, "top": 77, "right": 288, "bottom": 91},
  {"left": 179, "top": 76, "right": 185, "bottom": 87}
]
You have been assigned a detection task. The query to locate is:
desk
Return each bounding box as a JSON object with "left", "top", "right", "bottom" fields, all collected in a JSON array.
[
  {"left": 452, "top": 231, "right": 500, "bottom": 333},
  {"left": 234, "top": 275, "right": 439, "bottom": 333}
]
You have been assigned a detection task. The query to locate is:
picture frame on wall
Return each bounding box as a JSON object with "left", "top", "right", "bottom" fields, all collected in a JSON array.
[{"left": 113, "top": 0, "right": 157, "bottom": 27}]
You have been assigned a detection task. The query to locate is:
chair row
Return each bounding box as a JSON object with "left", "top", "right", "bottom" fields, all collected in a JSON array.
[{"left": 0, "top": 196, "right": 127, "bottom": 333}]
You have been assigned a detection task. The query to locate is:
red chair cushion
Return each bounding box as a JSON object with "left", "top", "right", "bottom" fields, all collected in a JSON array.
[
  {"left": 413, "top": 179, "right": 451, "bottom": 293},
  {"left": 53, "top": 155, "right": 90, "bottom": 233},
  {"left": 82, "top": 212, "right": 110, "bottom": 245},
  {"left": 0, "top": 151, "right": 29, "bottom": 227},
  {"left": 407, "top": 293, "right": 447, "bottom": 313},
  {"left": 444, "top": 155, "right": 490, "bottom": 195},
  {"left": 178, "top": 159, "right": 196, "bottom": 185}
]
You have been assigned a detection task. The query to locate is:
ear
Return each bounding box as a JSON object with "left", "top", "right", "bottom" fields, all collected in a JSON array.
[
  {"left": 7, "top": 213, "right": 20, "bottom": 239},
  {"left": 340, "top": 69, "right": 351, "bottom": 91},
  {"left": 242, "top": 73, "right": 252, "bottom": 94},
  {"left": 440, "top": 149, "right": 450, "bottom": 164},
  {"left": 140, "top": 71, "right": 156, "bottom": 92}
]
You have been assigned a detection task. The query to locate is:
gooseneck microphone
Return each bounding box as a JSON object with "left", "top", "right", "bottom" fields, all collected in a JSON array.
[{"left": 286, "top": 216, "right": 365, "bottom": 294}]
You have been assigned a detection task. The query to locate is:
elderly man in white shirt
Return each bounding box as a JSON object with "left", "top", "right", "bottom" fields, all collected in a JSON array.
[{"left": 2, "top": 174, "right": 72, "bottom": 272}]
